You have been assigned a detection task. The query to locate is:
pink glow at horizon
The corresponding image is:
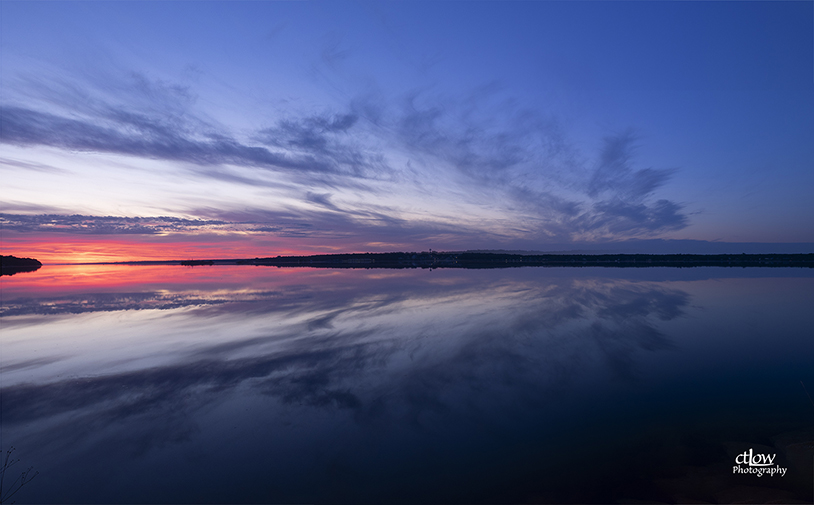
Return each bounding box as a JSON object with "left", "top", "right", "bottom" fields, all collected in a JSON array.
[{"left": 0, "top": 232, "right": 388, "bottom": 264}]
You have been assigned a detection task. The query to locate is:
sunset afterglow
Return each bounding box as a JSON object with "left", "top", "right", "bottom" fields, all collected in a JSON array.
[{"left": 2, "top": 1, "right": 812, "bottom": 260}]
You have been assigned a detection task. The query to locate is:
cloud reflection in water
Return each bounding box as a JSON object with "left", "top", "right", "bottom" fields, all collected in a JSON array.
[
  {"left": 5, "top": 266, "right": 814, "bottom": 503},
  {"left": 3, "top": 267, "right": 687, "bottom": 436}
]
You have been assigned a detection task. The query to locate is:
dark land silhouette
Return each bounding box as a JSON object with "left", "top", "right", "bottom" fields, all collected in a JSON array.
[
  {"left": 236, "top": 252, "right": 814, "bottom": 269},
  {"left": 9, "top": 252, "right": 814, "bottom": 271},
  {"left": 1, "top": 255, "right": 42, "bottom": 276},
  {"left": 180, "top": 260, "right": 215, "bottom": 266}
]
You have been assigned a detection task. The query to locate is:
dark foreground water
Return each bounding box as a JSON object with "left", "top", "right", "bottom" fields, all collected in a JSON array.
[{"left": 1, "top": 264, "right": 813, "bottom": 503}]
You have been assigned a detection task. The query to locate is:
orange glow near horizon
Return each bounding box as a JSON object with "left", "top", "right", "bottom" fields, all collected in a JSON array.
[{"left": 1, "top": 233, "right": 326, "bottom": 264}]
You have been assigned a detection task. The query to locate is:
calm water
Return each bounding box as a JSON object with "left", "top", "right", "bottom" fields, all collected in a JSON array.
[{"left": 1, "top": 264, "right": 813, "bottom": 503}]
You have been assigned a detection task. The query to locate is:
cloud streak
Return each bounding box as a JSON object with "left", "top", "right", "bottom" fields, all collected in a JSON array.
[
  {"left": 0, "top": 209, "right": 495, "bottom": 255},
  {"left": 1, "top": 70, "right": 688, "bottom": 245},
  {"left": 0, "top": 213, "right": 227, "bottom": 234},
  {"left": 0, "top": 105, "right": 348, "bottom": 175}
]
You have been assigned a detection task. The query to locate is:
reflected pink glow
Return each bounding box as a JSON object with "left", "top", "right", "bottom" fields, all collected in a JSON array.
[{"left": 0, "top": 263, "right": 414, "bottom": 299}]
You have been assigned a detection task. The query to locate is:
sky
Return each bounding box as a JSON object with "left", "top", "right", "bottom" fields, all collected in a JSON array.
[{"left": 1, "top": 1, "right": 813, "bottom": 262}]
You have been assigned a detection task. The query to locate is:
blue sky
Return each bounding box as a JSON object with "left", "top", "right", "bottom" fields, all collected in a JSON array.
[{"left": 1, "top": 1, "right": 813, "bottom": 257}]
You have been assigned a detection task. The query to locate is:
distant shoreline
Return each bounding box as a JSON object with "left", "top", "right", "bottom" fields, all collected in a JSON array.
[{"left": 37, "top": 252, "right": 814, "bottom": 269}]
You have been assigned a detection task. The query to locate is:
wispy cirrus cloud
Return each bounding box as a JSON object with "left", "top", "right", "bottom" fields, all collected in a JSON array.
[
  {"left": 0, "top": 213, "right": 229, "bottom": 235},
  {"left": 349, "top": 90, "right": 687, "bottom": 240},
  {"left": 588, "top": 132, "right": 675, "bottom": 201},
  {"left": 255, "top": 112, "right": 388, "bottom": 179},
  {"left": 574, "top": 133, "right": 688, "bottom": 238},
  {"left": 0, "top": 208, "right": 492, "bottom": 251},
  {"left": 1, "top": 69, "right": 688, "bottom": 245},
  {"left": 0, "top": 156, "right": 67, "bottom": 173},
  {"left": 2, "top": 71, "right": 390, "bottom": 181},
  {"left": 0, "top": 105, "right": 354, "bottom": 175}
]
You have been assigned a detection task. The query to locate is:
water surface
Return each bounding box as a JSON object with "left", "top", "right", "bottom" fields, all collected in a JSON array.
[{"left": 1, "top": 264, "right": 813, "bottom": 503}]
